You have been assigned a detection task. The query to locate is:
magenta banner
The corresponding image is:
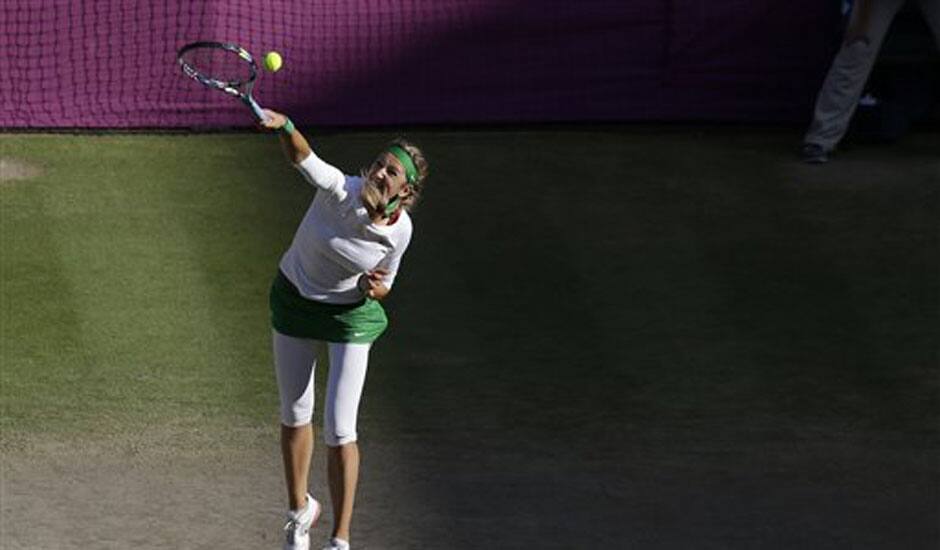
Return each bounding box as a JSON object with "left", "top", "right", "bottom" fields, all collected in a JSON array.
[{"left": 0, "top": 1, "right": 839, "bottom": 129}]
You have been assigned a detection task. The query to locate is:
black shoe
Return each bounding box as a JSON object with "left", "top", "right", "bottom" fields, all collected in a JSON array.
[{"left": 800, "top": 143, "right": 830, "bottom": 164}]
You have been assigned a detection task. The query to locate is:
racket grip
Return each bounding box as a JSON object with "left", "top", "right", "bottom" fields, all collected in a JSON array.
[{"left": 247, "top": 96, "right": 269, "bottom": 122}]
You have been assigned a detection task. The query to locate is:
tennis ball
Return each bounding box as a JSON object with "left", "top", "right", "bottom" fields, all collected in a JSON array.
[{"left": 263, "top": 51, "right": 282, "bottom": 72}]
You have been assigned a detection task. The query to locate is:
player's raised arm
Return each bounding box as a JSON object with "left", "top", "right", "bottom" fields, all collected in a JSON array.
[
  {"left": 259, "top": 109, "right": 345, "bottom": 193},
  {"left": 259, "top": 109, "right": 311, "bottom": 164}
]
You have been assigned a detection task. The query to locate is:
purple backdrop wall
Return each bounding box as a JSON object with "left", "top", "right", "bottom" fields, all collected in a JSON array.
[{"left": 0, "top": 1, "right": 840, "bottom": 129}]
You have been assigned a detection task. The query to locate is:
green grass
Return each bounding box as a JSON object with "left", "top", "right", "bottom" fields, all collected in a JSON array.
[{"left": 1, "top": 134, "right": 307, "bottom": 440}]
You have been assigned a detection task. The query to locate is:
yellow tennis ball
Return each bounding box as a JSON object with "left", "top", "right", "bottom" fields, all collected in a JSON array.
[{"left": 263, "top": 51, "right": 282, "bottom": 72}]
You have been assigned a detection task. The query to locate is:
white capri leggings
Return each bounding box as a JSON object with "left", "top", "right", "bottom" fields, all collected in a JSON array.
[{"left": 273, "top": 330, "right": 371, "bottom": 446}]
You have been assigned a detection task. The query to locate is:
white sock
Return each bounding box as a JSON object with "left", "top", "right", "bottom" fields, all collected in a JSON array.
[{"left": 330, "top": 537, "right": 350, "bottom": 550}]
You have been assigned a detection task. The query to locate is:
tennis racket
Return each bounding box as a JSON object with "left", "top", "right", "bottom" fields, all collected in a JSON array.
[{"left": 177, "top": 41, "right": 269, "bottom": 121}]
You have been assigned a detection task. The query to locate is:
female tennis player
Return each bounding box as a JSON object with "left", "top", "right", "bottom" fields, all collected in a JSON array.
[{"left": 258, "top": 109, "right": 428, "bottom": 550}]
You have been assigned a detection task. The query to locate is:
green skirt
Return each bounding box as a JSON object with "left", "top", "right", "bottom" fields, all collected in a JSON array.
[{"left": 269, "top": 270, "right": 388, "bottom": 343}]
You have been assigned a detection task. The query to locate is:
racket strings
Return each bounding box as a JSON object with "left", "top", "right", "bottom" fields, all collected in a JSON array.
[{"left": 181, "top": 47, "right": 254, "bottom": 87}]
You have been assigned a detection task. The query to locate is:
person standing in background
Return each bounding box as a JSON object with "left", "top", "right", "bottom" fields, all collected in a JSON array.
[{"left": 801, "top": 0, "right": 940, "bottom": 163}]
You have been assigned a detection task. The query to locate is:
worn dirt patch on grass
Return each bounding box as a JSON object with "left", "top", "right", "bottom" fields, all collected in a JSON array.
[{"left": 0, "top": 157, "right": 43, "bottom": 182}]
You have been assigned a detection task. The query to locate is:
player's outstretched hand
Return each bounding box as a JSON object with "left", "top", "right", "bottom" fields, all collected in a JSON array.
[{"left": 258, "top": 109, "right": 288, "bottom": 132}]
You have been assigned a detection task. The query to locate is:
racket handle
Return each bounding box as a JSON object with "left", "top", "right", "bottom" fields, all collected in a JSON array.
[{"left": 246, "top": 96, "right": 269, "bottom": 121}]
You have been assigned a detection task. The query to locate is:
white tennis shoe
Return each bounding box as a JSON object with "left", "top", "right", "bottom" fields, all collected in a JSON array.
[
  {"left": 283, "top": 494, "right": 321, "bottom": 550},
  {"left": 322, "top": 537, "right": 350, "bottom": 550}
]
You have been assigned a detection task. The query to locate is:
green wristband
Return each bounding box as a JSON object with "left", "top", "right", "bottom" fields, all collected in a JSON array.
[{"left": 279, "top": 118, "right": 295, "bottom": 135}]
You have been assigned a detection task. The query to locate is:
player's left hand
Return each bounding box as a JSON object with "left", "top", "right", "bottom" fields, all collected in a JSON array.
[{"left": 358, "top": 268, "right": 390, "bottom": 299}]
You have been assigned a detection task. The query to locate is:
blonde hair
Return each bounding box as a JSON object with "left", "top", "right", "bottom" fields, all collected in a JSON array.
[{"left": 360, "top": 138, "right": 429, "bottom": 218}]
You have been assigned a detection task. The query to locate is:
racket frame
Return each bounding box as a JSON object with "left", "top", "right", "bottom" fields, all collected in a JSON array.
[{"left": 177, "top": 41, "right": 268, "bottom": 121}]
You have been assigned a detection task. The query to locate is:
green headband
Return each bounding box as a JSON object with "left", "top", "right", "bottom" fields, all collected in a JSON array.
[{"left": 387, "top": 145, "right": 418, "bottom": 184}]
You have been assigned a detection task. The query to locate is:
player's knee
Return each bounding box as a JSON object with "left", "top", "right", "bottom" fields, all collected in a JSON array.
[
  {"left": 323, "top": 426, "right": 357, "bottom": 446},
  {"left": 281, "top": 400, "right": 314, "bottom": 427}
]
